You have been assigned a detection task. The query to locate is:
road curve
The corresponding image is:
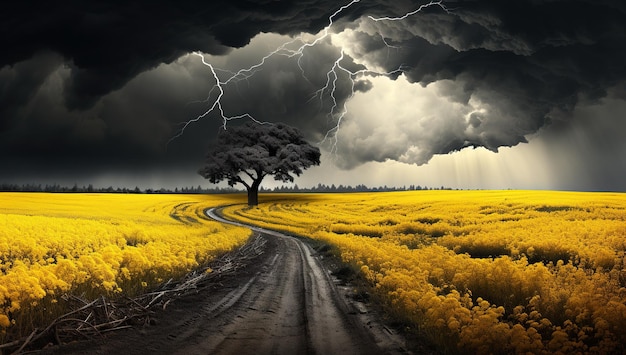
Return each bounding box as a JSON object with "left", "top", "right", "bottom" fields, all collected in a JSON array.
[{"left": 201, "top": 208, "right": 398, "bottom": 355}]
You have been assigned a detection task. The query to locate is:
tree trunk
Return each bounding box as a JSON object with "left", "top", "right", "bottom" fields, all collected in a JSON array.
[{"left": 247, "top": 179, "right": 261, "bottom": 206}]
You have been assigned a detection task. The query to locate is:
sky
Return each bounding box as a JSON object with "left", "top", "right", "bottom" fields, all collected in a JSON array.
[{"left": 1, "top": 0, "right": 625, "bottom": 191}]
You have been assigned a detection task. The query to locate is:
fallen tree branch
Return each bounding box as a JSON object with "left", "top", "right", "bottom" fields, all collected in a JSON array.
[{"left": 2, "top": 233, "right": 266, "bottom": 354}]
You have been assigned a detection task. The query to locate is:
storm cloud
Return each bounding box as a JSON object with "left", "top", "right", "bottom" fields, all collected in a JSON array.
[
  {"left": 329, "top": 0, "right": 626, "bottom": 166},
  {"left": 1, "top": 0, "right": 625, "bottom": 189},
  {"left": 0, "top": 0, "right": 344, "bottom": 109}
]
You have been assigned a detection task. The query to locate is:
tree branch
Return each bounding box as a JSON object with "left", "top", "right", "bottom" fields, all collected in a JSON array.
[
  {"left": 243, "top": 170, "right": 255, "bottom": 181},
  {"left": 231, "top": 174, "right": 250, "bottom": 189},
  {"left": 255, "top": 169, "right": 266, "bottom": 182}
]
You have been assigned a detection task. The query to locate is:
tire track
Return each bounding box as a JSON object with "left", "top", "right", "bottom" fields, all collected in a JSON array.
[{"left": 203, "top": 208, "right": 401, "bottom": 355}]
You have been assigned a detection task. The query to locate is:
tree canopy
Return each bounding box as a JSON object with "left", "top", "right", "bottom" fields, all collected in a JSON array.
[{"left": 198, "top": 122, "right": 321, "bottom": 205}]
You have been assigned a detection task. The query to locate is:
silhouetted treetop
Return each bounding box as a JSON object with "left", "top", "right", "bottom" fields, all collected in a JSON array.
[{"left": 198, "top": 122, "right": 321, "bottom": 205}]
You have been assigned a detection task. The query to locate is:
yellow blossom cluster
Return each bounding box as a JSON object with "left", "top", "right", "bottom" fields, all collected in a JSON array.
[
  {"left": 0, "top": 193, "right": 249, "bottom": 341},
  {"left": 224, "top": 190, "right": 626, "bottom": 353}
]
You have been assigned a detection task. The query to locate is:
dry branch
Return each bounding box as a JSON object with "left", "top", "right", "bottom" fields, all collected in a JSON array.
[{"left": 3, "top": 233, "right": 266, "bottom": 354}]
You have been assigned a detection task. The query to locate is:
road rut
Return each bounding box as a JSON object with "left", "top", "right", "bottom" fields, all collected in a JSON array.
[{"left": 198, "top": 208, "right": 394, "bottom": 355}]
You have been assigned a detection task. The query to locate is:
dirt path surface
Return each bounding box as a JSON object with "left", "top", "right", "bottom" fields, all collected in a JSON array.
[{"left": 41, "top": 208, "right": 417, "bottom": 355}]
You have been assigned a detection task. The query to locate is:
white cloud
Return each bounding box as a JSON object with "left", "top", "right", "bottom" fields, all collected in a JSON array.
[{"left": 333, "top": 74, "right": 477, "bottom": 167}]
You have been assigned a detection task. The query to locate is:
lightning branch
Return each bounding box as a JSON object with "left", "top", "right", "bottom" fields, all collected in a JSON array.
[{"left": 169, "top": 0, "right": 450, "bottom": 153}]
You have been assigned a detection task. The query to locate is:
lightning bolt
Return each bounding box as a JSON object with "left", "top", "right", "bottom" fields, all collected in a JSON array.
[
  {"left": 367, "top": 0, "right": 449, "bottom": 22},
  {"left": 169, "top": 0, "right": 450, "bottom": 153},
  {"left": 314, "top": 50, "right": 408, "bottom": 154}
]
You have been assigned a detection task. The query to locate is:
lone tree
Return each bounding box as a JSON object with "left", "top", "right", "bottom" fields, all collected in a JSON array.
[{"left": 199, "top": 122, "right": 321, "bottom": 206}]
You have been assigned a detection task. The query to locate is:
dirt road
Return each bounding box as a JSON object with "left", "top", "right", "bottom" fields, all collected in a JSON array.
[{"left": 43, "top": 208, "right": 412, "bottom": 355}]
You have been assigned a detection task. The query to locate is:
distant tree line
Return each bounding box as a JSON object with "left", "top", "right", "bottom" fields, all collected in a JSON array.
[
  {"left": 0, "top": 182, "right": 454, "bottom": 194},
  {"left": 261, "top": 183, "right": 454, "bottom": 192},
  {"left": 0, "top": 183, "right": 240, "bottom": 194}
]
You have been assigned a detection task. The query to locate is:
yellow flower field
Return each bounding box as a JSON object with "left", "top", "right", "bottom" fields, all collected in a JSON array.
[
  {"left": 223, "top": 190, "right": 626, "bottom": 354},
  {"left": 0, "top": 192, "right": 249, "bottom": 342}
]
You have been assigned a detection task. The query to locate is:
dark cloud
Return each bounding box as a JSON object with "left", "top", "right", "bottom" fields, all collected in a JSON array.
[
  {"left": 181, "top": 37, "right": 359, "bottom": 142},
  {"left": 0, "top": 0, "right": 348, "bottom": 110},
  {"left": 329, "top": 0, "right": 626, "bottom": 166},
  {"left": 0, "top": 52, "right": 64, "bottom": 131},
  {"left": 0, "top": 34, "right": 358, "bottom": 181},
  {"left": 0, "top": 0, "right": 359, "bottom": 181},
  {"left": 1, "top": 0, "right": 625, "bottom": 189}
]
